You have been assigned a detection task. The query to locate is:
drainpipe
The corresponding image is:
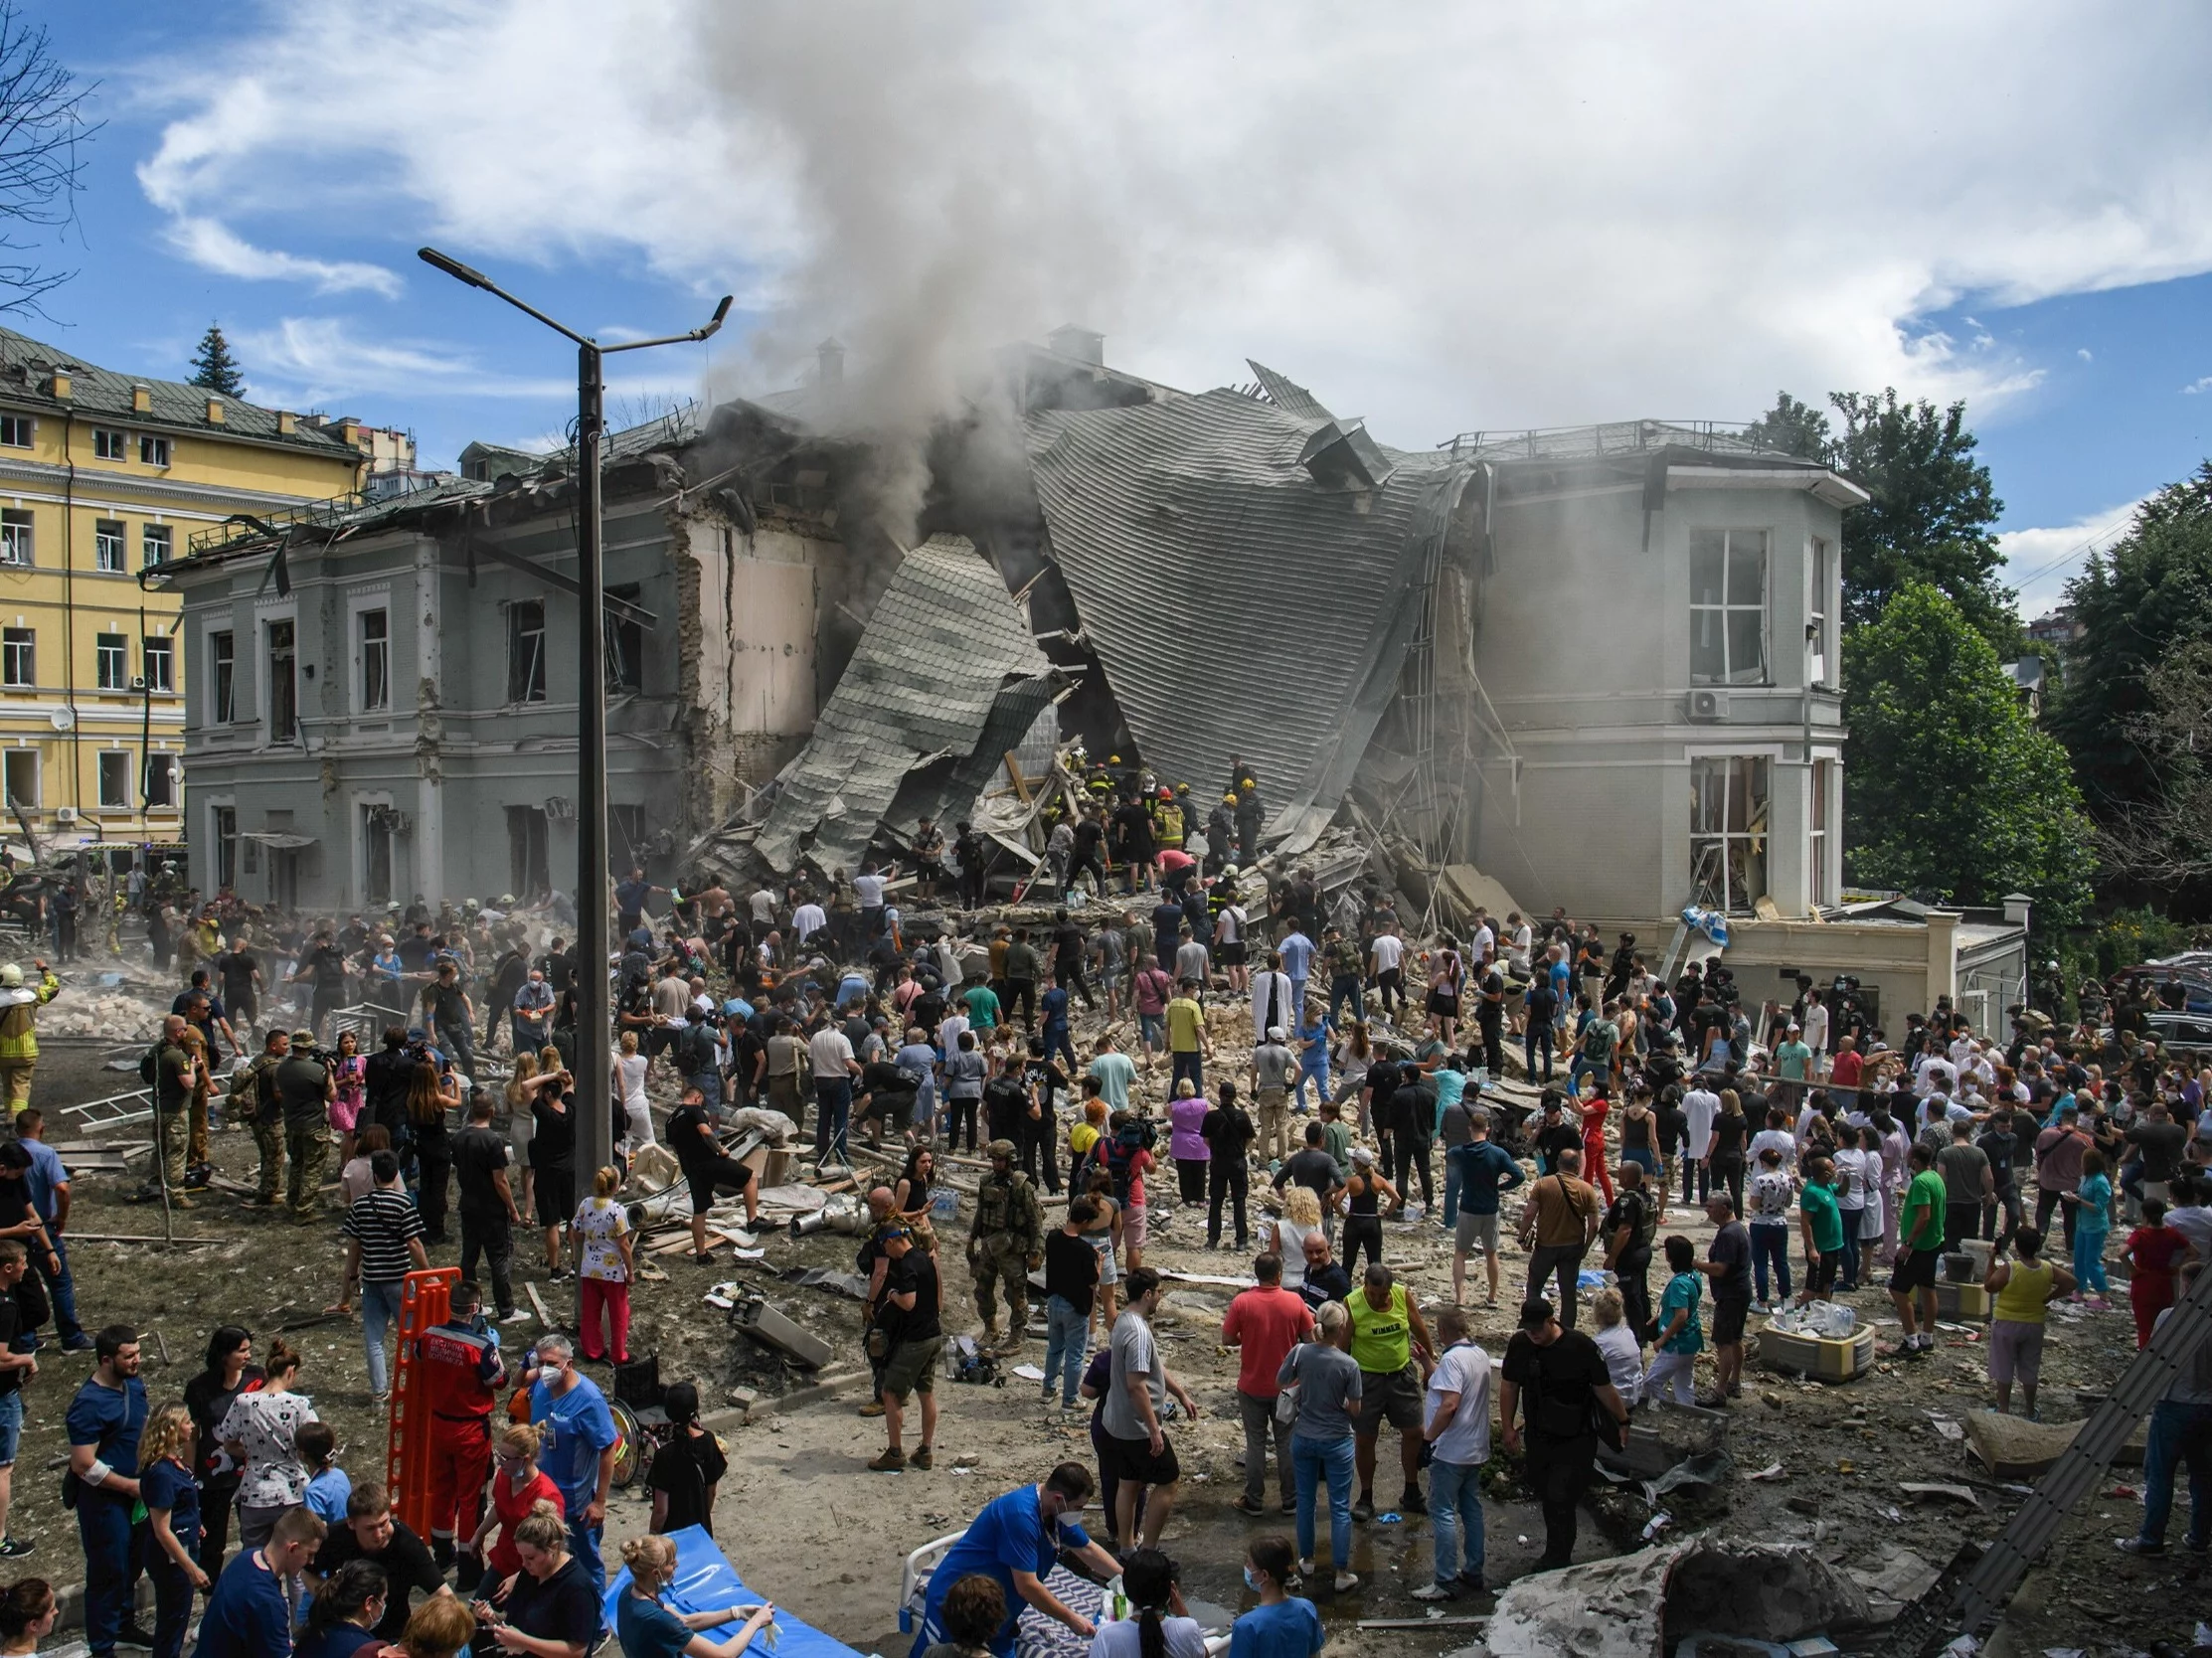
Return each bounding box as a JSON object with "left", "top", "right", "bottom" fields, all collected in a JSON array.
[{"left": 61, "top": 410, "right": 81, "bottom": 838}]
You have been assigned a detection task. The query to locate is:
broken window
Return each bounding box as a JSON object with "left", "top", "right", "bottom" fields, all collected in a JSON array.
[
  {"left": 144, "top": 752, "right": 176, "bottom": 809},
  {"left": 267, "top": 619, "right": 297, "bottom": 741},
  {"left": 1690, "top": 754, "right": 1769, "bottom": 913},
  {"left": 506, "top": 804, "right": 550, "bottom": 898},
  {"left": 94, "top": 633, "right": 126, "bottom": 691},
  {"left": 1809, "top": 537, "right": 1831, "bottom": 686},
  {"left": 508, "top": 599, "right": 547, "bottom": 704},
  {"left": 143, "top": 635, "right": 173, "bottom": 693},
  {"left": 1810, "top": 757, "right": 1834, "bottom": 909},
  {"left": 94, "top": 519, "right": 124, "bottom": 573},
  {"left": 360, "top": 607, "right": 390, "bottom": 712},
  {"left": 0, "top": 510, "right": 32, "bottom": 567},
  {"left": 96, "top": 751, "right": 129, "bottom": 809},
  {"left": 141, "top": 524, "right": 172, "bottom": 568},
  {"left": 604, "top": 584, "right": 643, "bottom": 694},
  {"left": 1, "top": 750, "right": 34, "bottom": 810},
  {"left": 213, "top": 804, "right": 238, "bottom": 889},
  {"left": 364, "top": 803, "right": 394, "bottom": 905},
  {"left": 209, "top": 630, "right": 235, "bottom": 723},
  {"left": 1, "top": 628, "right": 32, "bottom": 688},
  {"left": 1690, "top": 528, "right": 1768, "bottom": 686}
]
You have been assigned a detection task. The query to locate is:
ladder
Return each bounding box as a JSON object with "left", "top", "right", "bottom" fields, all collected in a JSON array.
[{"left": 1940, "top": 1263, "right": 2212, "bottom": 1642}]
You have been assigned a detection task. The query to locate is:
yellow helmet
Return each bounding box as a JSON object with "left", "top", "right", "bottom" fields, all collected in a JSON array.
[{"left": 1223, "top": 793, "right": 1239, "bottom": 804}]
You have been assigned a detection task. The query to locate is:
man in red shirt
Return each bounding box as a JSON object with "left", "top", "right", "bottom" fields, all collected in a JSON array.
[
  {"left": 415, "top": 1278, "right": 507, "bottom": 1573},
  {"left": 1221, "top": 1253, "right": 1315, "bottom": 1516},
  {"left": 1828, "top": 1037, "right": 1865, "bottom": 1114}
]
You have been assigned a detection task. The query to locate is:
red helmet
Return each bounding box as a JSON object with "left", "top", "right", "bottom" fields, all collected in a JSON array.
[{"left": 1157, "top": 786, "right": 1172, "bottom": 799}]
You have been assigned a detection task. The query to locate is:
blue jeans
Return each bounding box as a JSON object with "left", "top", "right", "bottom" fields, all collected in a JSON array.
[
  {"left": 33, "top": 1231, "right": 82, "bottom": 1344},
  {"left": 814, "top": 1078, "right": 853, "bottom": 1166},
  {"left": 1525, "top": 1025, "right": 1553, "bottom": 1081},
  {"left": 1293, "top": 1054, "right": 1329, "bottom": 1113},
  {"left": 1042, "top": 1295, "right": 1089, "bottom": 1406},
  {"left": 1749, "top": 1222, "right": 1791, "bottom": 1304},
  {"left": 362, "top": 1278, "right": 406, "bottom": 1395},
  {"left": 77, "top": 1490, "right": 133, "bottom": 1654},
  {"left": 1443, "top": 1155, "right": 1464, "bottom": 1228},
  {"left": 2137, "top": 1400, "right": 2212, "bottom": 1548},
  {"left": 1429, "top": 1456, "right": 1486, "bottom": 1586},
  {"left": 1291, "top": 1432, "right": 1355, "bottom": 1570},
  {"left": 1170, "top": 1051, "right": 1205, "bottom": 1096},
  {"left": 571, "top": 1516, "right": 605, "bottom": 1599},
  {"left": 1327, "top": 974, "right": 1363, "bottom": 1028}
]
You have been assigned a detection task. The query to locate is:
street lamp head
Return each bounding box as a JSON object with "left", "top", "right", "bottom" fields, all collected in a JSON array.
[
  {"left": 708, "top": 294, "right": 734, "bottom": 331},
  {"left": 418, "top": 247, "right": 494, "bottom": 290}
]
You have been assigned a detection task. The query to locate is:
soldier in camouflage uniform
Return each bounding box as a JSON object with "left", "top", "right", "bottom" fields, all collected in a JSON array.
[
  {"left": 236, "top": 1028, "right": 292, "bottom": 1205},
  {"left": 274, "top": 1029, "right": 334, "bottom": 1222},
  {"left": 968, "top": 1139, "right": 1043, "bottom": 1351}
]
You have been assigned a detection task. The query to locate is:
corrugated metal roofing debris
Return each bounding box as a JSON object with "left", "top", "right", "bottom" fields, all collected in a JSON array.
[
  {"left": 1024, "top": 388, "right": 1475, "bottom": 845},
  {"left": 1246, "top": 361, "right": 1335, "bottom": 423},
  {"left": 753, "top": 535, "right": 1056, "bottom": 876}
]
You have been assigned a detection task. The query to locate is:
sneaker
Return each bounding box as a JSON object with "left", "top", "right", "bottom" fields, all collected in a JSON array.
[
  {"left": 868, "top": 1447, "right": 907, "bottom": 1472},
  {"left": 1350, "top": 1497, "right": 1375, "bottom": 1523},
  {"left": 60, "top": 1335, "right": 94, "bottom": 1352},
  {"left": 1456, "top": 1572, "right": 1488, "bottom": 1594},
  {"left": 1296, "top": 1560, "right": 1314, "bottom": 1580},
  {"left": 115, "top": 1623, "right": 156, "bottom": 1651},
  {"left": 1332, "top": 1572, "right": 1360, "bottom": 1594},
  {"left": 1231, "top": 1496, "right": 1267, "bottom": 1517},
  {"left": 911, "top": 1446, "right": 934, "bottom": 1470},
  {"left": 1279, "top": 1497, "right": 1297, "bottom": 1514},
  {"left": 2115, "top": 1536, "right": 2164, "bottom": 1556},
  {"left": 2184, "top": 1534, "right": 2208, "bottom": 1555},
  {"left": 1399, "top": 1489, "right": 1428, "bottom": 1515},
  {"left": 0, "top": 1538, "right": 30, "bottom": 1560},
  {"left": 857, "top": 1402, "right": 886, "bottom": 1418},
  {"left": 500, "top": 1309, "right": 532, "bottom": 1325},
  {"left": 1410, "top": 1582, "right": 1455, "bottom": 1602}
]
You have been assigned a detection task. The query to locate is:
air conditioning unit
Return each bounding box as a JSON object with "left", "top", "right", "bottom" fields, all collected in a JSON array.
[
  {"left": 54, "top": 806, "right": 76, "bottom": 824},
  {"left": 129, "top": 676, "right": 146, "bottom": 692},
  {"left": 1687, "top": 688, "right": 1729, "bottom": 724}
]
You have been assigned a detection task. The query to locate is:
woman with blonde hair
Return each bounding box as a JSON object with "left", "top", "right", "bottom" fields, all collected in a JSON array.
[
  {"left": 478, "top": 1503, "right": 594, "bottom": 1658},
  {"left": 395, "top": 1590, "right": 476, "bottom": 1658},
  {"left": 139, "top": 1403, "right": 207, "bottom": 1658},
  {"left": 467, "top": 1423, "right": 564, "bottom": 1599},
  {"left": 614, "top": 1534, "right": 775, "bottom": 1658},
  {"left": 1267, "top": 1184, "right": 1326, "bottom": 1295},
  {"left": 505, "top": 1052, "right": 543, "bottom": 1220},
  {"left": 613, "top": 1032, "right": 653, "bottom": 1155},
  {"left": 574, "top": 1166, "right": 635, "bottom": 1364}
]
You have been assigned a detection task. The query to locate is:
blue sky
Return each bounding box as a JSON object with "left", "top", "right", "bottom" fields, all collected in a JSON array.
[{"left": 20, "top": 2, "right": 2212, "bottom": 621}]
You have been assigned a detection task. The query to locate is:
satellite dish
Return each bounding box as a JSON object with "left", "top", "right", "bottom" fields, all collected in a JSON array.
[{"left": 48, "top": 709, "right": 72, "bottom": 731}]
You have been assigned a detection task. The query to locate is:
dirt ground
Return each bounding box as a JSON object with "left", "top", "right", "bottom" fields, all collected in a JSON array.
[{"left": 12, "top": 997, "right": 2211, "bottom": 1658}]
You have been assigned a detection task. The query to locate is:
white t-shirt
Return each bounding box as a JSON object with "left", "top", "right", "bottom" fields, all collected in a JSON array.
[
  {"left": 1471, "top": 923, "right": 1496, "bottom": 963},
  {"left": 1217, "top": 905, "right": 1244, "bottom": 945},
  {"left": 791, "top": 903, "right": 826, "bottom": 941},
  {"left": 1594, "top": 1322, "right": 1643, "bottom": 1407},
  {"left": 1508, "top": 923, "right": 1533, "bottom": 973},
  {"left": 1682, "top": 1087, "right": 1720, "bottom": 1158},
  {"left": 853, "top": 873, "right": 887, "bottom": 908},
  {"left": 1423, "top": 1341, "right": 1494, "bottom": 1466},
  {"left": 1371, "top": 934, "right": 1406, "bottom": 974},
  {"left": 1749, "top": 1127, "right": 1796, "bottom": 1172},
  {"left": 806, "top": 1027, "right": 855, "bottom": 1080},
  {"left": 1089, "top": 1616, "right": 1208, "bottom": 1658},
  {"left": 1802, "top": 1004, "right": 1829, "bottom": 1054}
]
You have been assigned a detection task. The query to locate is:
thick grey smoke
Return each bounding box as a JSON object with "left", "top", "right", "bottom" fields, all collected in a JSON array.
[{"left": 692, "top": 3, "right": 1143, "bottom": 545}]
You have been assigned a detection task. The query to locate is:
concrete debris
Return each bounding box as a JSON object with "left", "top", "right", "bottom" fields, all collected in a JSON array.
[
  {"left": 1473, "top": 1539, "right": 1871, "bottom": 1658},
  {"left": 1962, "top": 1408, "right": 2146, "bottom": 1480}
]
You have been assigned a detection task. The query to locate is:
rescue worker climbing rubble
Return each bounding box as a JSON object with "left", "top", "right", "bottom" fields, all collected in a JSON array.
[{"left": 0, "top": 958, "right": 60, "bottom": 1119}]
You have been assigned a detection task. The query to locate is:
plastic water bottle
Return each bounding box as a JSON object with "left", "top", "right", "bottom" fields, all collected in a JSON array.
[{"left": 1106, "top": 1575, "right": 1127, "bottom": 1622}]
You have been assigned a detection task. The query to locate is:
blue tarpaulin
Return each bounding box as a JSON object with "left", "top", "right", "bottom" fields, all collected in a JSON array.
[{"left": 600, "top": 1524, "right": 867, "bottom": 1658}]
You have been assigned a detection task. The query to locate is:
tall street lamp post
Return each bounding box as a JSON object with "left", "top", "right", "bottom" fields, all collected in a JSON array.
[{"left": 418, "top": 247, "right": 731, "bottom": 1225}]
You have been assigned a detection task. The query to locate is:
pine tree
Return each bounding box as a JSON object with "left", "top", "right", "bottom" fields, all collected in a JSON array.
[{"left": 187, "top": 323, "right": 245, "bottom": 397}]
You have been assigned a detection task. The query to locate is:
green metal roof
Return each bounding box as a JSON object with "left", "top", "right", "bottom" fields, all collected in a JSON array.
[{"left": 0, "top": 324, "right": 362, "bottom": 456}]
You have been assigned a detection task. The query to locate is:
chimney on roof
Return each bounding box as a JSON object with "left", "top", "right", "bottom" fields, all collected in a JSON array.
[
  {"left": 276, "top": 411, "right": 297, "bottom": 436},
  {"left": 131, "top": 385, "right": 150, "bottom": 414},
  {"left": 1048, "top": 325, "right": 1104, "bottom": 367},
  {"left": 205, "top": 397, "right": 225, "bottom": 425},
  {"left": 336, "top": 417, "right": 363, "bottom": 448},
  {"left": 47, "top": 368, "right": 69, "bottom": 400},
  {"left": 816, "top": 338, "right": 844, "bottom": 387}
]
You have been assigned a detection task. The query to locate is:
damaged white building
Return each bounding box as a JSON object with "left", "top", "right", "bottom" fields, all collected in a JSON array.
[{"left": 157, "top": 333, "right": 2025, "bottom": 1024}]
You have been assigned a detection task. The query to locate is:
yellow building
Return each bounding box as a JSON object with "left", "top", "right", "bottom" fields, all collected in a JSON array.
[{"left": 0, "top": 326, "right": 387, "bottom": 860}]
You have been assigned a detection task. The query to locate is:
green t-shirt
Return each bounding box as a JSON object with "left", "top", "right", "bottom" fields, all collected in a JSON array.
[
  {"left": 1659, "top": 1270, "right": 1705, "bottom": 1355},
  {"left": 1900, "top": 1168, "right": 1948, "bottom": 1251},
  {"left": 963, "top": 984, "right": 1001, "bottom": 1029},
  {"left": 1799, "top": 1179, "right": 1844, "bottom": 1252},
  {"left": 1347, "top": 1282, "right": 1411, "bottom": 1374},
  {"left": 1775, "top": 1040, "right": 1812, "bottom": 1080}
]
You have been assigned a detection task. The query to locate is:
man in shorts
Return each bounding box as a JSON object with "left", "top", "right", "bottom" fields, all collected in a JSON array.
[
  {"left": 870, "top": 1227, "right": 944, "bottom": 1472},
  {"left": 1100, "top": 1268, "right": 1201, "bottom": 1550},
  {"left": 1447, "top": 1111, "right": 1525, "bottom": 1306},
  {"left": 667, "top": 1085, "right": 760, "bottom": 1263},
  {"left": 1890, "top": 1142, "right": 1949, "bottom": 1355},
  {"left": 1349, "top": 1262, "right": 1436, "bottom": 1522},
  {"left": 1696, "top": 1194, "right": 1754, "bottom": 1405}
]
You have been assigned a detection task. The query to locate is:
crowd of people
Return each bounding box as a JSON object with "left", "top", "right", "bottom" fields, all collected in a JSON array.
[{"left": 0, "top": 795, "right": 2199, "bottom": 1657}]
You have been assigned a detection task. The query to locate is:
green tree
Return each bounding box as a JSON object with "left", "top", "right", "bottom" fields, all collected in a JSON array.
[
  {"left": 1843, "top": 581, "right": 2094, "bottom": 930},
  {"left": 1742, "top": 388, "right": 2013, "bottom": 652},
  {"left": 2049, "top": 462, "right": 2212, "bottom": 826},
  {"left": 187, "top": 322, "right": 245, "bottom": 397}
]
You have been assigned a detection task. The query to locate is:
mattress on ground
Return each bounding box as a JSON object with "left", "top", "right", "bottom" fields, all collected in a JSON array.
[
  {"left": 601, "top": 1524, "right": 867, "bottom": 1658},
  {"left": 910, "top": 1559, "right": 1104, "bottom": 1658}
]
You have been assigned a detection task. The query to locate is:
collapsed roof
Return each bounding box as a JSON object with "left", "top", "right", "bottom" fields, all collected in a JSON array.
[
  {"left": 1024, "top": 384, "right": 1478, "bottom": 850},
  {"left": 752, "top": 535, "right": 1058, "bottom": 876}
]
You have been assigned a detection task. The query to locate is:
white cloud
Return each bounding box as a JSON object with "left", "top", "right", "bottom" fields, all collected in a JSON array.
[
  {"left": 159, "top": 216, "right": 400, "bottom": 297},
  {"left": 1997, "top": 499, "right": 2147, "bottom": 616},
  {"left": 2079, "top": 349, "right": 2094, "bottom": 362},
  {"left": 2184, "top": 376, "right": 2212, "bottom": 394},
  {"left": 125, "top": 1, "right": 2212, "bottom": 447}
]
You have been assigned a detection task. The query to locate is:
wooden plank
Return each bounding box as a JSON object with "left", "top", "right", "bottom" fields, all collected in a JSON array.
[
  {"left": 1004, "top": 752, "right": 1032, "bottom": 804},
  {"left": 525, "top": 1281, "right": 554, "bottom": 1327}
]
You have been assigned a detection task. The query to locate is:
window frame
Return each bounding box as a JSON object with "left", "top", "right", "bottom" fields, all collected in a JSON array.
[
  {"left": 140, "top": 524, "right": 173, "bottom": 569},
  {"left": 93, "top": 632, "right": 126, "bottom": 691},
  {"left": 95, "top": 750, "right": 130, "bottom": 810},
  {"left": 0, "top": 415, "right": 32, "bottom": 448},
  {"left": 209, "top": 629, "right": 236, "bottom": 724},
  {"left": 0, "top": 749, "right": 35, "bottom": 811},
  {"left": 507, "top": 598, "right": 548, "bottom": 705},
  {"left": 144, "top": 751, "right": 177, "bottom": 810},
  {"left": 93, "top": 518, "right": 125, "bottom": 574},
  {"left": 1688, "top": 753, "right": 1772, "bottom": 914},
  {"left": 143, "top": 634, "right": 173, "bottom": 694},
  {"left": 1809, "top": 536, "right": 1832, "bottom": 688},
  {"left": 0, "top": 509, "right": 32, "bottom": 568},
  {"left": 265, "top": 617, "right": 297, "bottom": 743},
  {"left": 91, "top": 427, "right": 127, "bottom": 461},
  {"left": 1689, "top": 527, "right": 1771, "bottom": 687},
  {"left": 0, "top": 627, "right": 32, "bottom": 689},
  {"left": 212, "top": 803, "right": 238, "bottom": 890},
  {"left": 138, "top": 433, "right": 171, "bottom": 468},
  {"left": 358, "top": 605, "right": 390, "bottom": 713},
  {"left": 1810, "top": 756, "right": 1835, "bottom": 909}
]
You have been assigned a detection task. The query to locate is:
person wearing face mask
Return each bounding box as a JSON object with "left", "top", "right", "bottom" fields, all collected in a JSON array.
[{"left": 907, "top": 1462, "right": 1121, "bottom": 1658}]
